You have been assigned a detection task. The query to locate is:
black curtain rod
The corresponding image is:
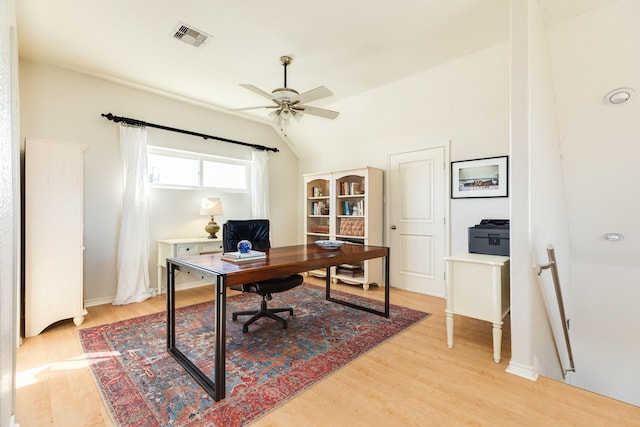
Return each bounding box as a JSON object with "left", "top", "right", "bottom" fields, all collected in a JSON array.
[{"left": 101, "top": 113, "right": 279, "bottom": 153}]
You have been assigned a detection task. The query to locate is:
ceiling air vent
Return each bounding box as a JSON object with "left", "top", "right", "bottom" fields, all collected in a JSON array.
[{"left": 172, "top": 23, "right": 209, "bottom": 47}]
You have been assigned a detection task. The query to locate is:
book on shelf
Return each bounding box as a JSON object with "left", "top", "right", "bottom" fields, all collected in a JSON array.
[
  {"left": 341, "top": 200, "right": 364, "bottom": 216},
  {"left": 340, "top": 181, "right": 363, "bottom": 196},
  {"left": 311, "top": 186, "right": 324, "bottom": 197},
  {"left": 336, "top": 263, "right": 364, "bottom": 277},
  {"left": 220, "top": 250, "right": 266, "bottom": 262},
  {"left": 311, "top": 201, "right": 329, "bottom": 216},
  {"left": 336, "top": 269, "right": 364, "bottom": 277},
  {"left": 342, "top": 200, "right": 353, "bottom": 215}
]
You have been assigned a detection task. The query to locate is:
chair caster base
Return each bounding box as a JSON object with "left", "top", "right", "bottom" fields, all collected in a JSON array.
[{"left": 233, "top": 296, "right": 296, "bottom": 333}]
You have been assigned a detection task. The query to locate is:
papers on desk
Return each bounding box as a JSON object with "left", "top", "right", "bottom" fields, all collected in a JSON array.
[{"left": 220, "top": 250, "right": 266, "bottom": 262}]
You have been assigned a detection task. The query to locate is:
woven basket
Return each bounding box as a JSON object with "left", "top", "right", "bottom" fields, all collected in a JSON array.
[{"left": 339, "top": 218, "right": 364, "bottom": 236}]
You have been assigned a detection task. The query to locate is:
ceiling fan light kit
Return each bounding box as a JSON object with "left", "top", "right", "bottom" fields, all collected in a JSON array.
[{"left": 231, "top": 55, "right": 339, "bottom": 135}]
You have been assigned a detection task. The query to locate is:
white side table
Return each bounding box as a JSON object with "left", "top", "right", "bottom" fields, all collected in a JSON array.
[
  {"left": 157, "top": 237, "right": 223, "bottom": 294},
  {"left": 444, "top": 253, "right": 510, "bottom": 363}
]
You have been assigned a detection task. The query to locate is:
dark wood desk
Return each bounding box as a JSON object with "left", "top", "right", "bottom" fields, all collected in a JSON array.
[{"left": 166, "top": 243, "right": 390, "bottom": 401}]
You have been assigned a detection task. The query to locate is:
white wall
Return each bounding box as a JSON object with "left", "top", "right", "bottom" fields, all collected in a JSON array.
[
  {"left": 571, "top": 262, "right": 640, "bottom": 405},
  {"left": 529, "top": 0, "right": 572, "bottom": 380},
  {"left": 1, "top": 0, "right": 19, "bottom": 424},
  {"left": 544, "top": 0, "right": 640, "bottom": 406},
  {"left": 19, "top": 59, "right": 300, "bottom": 304},
  {"left": 297, "top": 43, "right": 511, "bottom": 255},
  {"left": 546, "top": 0, "right": 640, "bottom": 268},
  {"left": 506, "top": 0, "right": 539, "bottom": 381}
]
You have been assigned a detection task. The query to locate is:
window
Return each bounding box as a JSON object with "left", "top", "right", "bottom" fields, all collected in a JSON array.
[
  {"left": 148, "top": 152, "right": 199, "bottom": 187},
  {"left": 202, "top": 160, "right": 247, "bottom": 190},
  {"left": 147, "top": 146, "right": 249, "bottom": 191}
]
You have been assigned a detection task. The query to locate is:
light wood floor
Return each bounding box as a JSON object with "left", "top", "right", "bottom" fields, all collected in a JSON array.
[{"left": 16, "top": 277, "right": 640, "bottom": 426}]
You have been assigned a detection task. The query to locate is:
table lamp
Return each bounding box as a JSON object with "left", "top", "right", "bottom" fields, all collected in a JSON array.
[{"left": 200, "top": 198, "right": 223, "bottom": 238}]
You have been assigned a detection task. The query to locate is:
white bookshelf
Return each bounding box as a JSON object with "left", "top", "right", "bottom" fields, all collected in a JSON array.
[{"left": 303, "top": 167, "right": 383, "bottom": 290}]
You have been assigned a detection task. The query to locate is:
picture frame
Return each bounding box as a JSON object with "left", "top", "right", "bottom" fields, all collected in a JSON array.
[{"left": 451, "top": 155, "right": 508, "bottom": 199}]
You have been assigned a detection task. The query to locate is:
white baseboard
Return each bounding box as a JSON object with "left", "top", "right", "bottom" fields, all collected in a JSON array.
[
  {"left": 506, "top": 359, "right": 539, "bottom": 381},
  {"left": 84, "top": 281, "right": 212, "bottom": 307},
  {"left": 85, "top": 296, "right": 114, "bottom": 307}
]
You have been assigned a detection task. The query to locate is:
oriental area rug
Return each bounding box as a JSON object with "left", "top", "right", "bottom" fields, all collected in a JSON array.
[{"left": 79, "top": 283, "right": 429, "bottom": 427}]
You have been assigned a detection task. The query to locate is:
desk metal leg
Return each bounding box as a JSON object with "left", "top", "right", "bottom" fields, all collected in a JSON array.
[
  {"left": 325, "top": 253, "right": 390, "bottom": 318},
  {"left": 214, "top": 275, "right": 226, "bottom": 400},
  {"left": 384, "top": 251, "right": 390, "bottom": 317},
  {"left": 325, "top": 266, "right": 331, "bottom": 299},
  {"left": 166, "top": 261, "right": 175, "bottom": 349},
  {"left": 166, "top": 260, "right": 223, "bottom": 401}
]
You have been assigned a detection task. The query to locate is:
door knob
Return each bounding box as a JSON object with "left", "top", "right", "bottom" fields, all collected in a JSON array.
[{"left": 391, "top": 225, "right": 397, "bottom": 230}]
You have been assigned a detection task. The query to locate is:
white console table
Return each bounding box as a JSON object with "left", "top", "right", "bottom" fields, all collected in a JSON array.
[
  {"left": 444, "top": 253, "right": 510, "bottom": 363},
  {"left": 157, "top": 237, "right": 223, "bottom": 294}
]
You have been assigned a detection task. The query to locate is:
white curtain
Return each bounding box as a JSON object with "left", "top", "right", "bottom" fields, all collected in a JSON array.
[
  {"left": 251, "top": 149, "right": 270, "bottom": 218},
  {"left": 113, "top": 125, "right": 154, "bottom": 305}
]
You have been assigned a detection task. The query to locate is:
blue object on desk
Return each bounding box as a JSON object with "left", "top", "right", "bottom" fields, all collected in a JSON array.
[{"left": 237, "top": 239, "right": 252, "bottom": 254}]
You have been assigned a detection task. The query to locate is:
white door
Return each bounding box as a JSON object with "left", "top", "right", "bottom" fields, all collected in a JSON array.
[{"left": 388, "top": 147, "right": 446, "bottom": 297}]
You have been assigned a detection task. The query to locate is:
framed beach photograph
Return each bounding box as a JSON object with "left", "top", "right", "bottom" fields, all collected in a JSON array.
[{"left": 451, "top": 155, "right": 508, "bottom": 199}]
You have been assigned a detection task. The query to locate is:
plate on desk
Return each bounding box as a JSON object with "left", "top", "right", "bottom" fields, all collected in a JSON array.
[{"left": 315, "top": 240, "right": 345, "bottom": 250}]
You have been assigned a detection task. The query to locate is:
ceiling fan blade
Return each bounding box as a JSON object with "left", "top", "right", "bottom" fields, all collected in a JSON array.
[
  {"left": 239, "top": 83, "right": 276, "bottom": 101},
  {"left": 229, "top": 105, "right": 279, "bottom": 112},
  {"left": 297, "top": 86, "right": 333, "bottom": 104},
  {"left": 295, "top": 104, "right": 340, "bottom": 119}
]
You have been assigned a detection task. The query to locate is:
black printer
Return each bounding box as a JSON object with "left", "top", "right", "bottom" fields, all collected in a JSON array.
[{"left": 468, "top": 219, "right": 510, "bottom": 256}]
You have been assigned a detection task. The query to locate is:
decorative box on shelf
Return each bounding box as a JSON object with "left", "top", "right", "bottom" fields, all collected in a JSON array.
[
  {"left": 311, "top": 224, "right": 330, "bottom": 234},
  {"left": 339, "top": 217, "right": 364, "bottom": 236}
]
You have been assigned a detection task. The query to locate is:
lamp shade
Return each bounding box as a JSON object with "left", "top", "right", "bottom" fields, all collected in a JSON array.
[{"left": 200, "top": 198, "right": 223, "bottom": 216}]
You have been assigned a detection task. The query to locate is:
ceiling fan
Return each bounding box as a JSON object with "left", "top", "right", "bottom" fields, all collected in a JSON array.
[{"left": 230, "top": 56, "right": 339, "bottom": 133}]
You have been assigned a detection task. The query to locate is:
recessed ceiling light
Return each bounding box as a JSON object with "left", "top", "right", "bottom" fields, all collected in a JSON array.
[
  {"left": 602, "top": 233, "right": 624, "bottom": 242},
  {"left": 604, "top": 88, "right": 634, "bottom": 105}
]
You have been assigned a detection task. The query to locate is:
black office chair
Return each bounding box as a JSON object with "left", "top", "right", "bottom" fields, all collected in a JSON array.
[{"left": 223, "top": 219, "right": 303, "bottom": 333}]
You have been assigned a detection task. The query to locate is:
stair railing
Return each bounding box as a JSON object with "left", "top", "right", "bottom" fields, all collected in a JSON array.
[{"left": 537, "top": 244, "right": 576, "bottom": 377}]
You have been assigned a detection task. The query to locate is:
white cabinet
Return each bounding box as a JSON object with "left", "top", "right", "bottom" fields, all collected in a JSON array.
[
  {"left": 304, "top": 167, "right": 383, "bottom": 290},
  {"left": 156, "top": 237, "right": 223, "bottom": 293},
  {"left": 444, "top": 253, "right": 510, "bottom": 363},
  {"left": 25, "top": 138, "right": 87, "bottom": 337}
]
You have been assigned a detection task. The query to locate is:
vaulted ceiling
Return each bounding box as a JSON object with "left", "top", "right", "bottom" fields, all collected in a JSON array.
[
  {"left": 16, "top": 0, "right": 610, "bottom": 146},
  {"left": 16, "top": 1, "right": 508, "bottom": 115}
]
